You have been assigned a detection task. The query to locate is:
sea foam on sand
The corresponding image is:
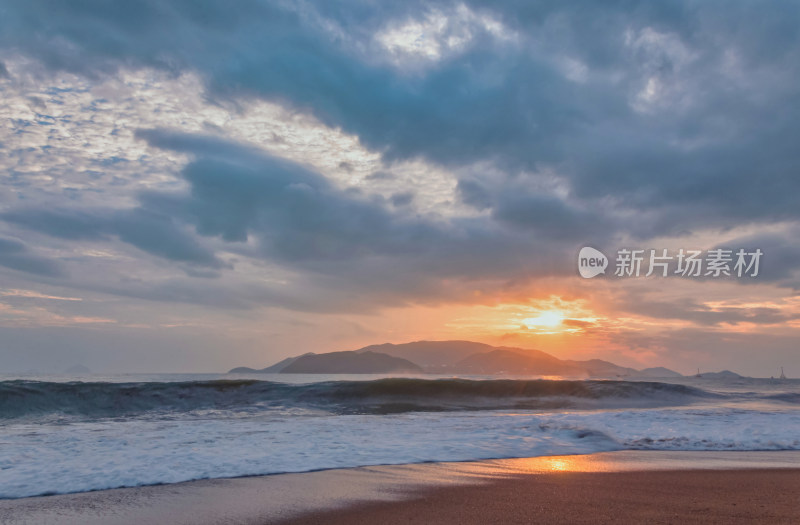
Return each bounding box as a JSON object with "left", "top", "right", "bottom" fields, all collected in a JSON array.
[{"left": 1, "top": 451, "right": 800, "bottom": 525}]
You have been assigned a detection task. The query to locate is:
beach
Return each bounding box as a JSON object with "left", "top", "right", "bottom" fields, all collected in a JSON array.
[
  {"left": 288, "top": 468, "right": 800, "bottom": 524},
  {"left": 2, "top": 451, "right": 799, "bottom": 524},
  {"left": 3, "top": 0, "right": 800, "bottom": 522},
  {"left": 3, "top": 376, "right": 800, "bottom": 523}
]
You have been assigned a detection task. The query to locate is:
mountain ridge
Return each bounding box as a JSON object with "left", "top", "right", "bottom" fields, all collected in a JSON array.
[
  {"left": 228, "top": 340, "right": 689, "bottom": 378},
  {"left": 280, "top": 351, "right": 422, "bottom": 374}
]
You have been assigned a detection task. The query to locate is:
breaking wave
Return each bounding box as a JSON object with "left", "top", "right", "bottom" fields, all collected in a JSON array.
[
  {"left": 0, "top": 378, "right": 719, "bottom": 420},
  {"left": 2, "top": 377, "right": 799, "bottom": 499}
]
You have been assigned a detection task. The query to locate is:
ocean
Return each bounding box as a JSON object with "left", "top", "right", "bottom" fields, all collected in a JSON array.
[{"left": 1, "top": 374, "right": 799, "bottom": 499}]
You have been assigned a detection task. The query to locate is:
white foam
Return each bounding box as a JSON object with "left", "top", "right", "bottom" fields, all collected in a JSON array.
[
  {"left": 3, "top": 405, "right": 800, "bottom": 499},
  {"left": 544, "top": 407, "right": 800, "bottom": 450},
  {"left": 1, "top": 412, "right": 612, "bottom": 498}
]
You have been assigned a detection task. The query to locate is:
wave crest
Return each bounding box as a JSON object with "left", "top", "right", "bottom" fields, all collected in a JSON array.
[{"left": 0, "top": 378, "right": 717, "bottom": 420}]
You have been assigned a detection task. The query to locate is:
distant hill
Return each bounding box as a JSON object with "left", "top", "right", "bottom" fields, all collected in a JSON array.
[
  {"left": 357, "top": 341, "right": 653, "bottom": 377},
  {"left": 229, "top": 353, "right": 313, "bottom": 373},
  {"left": 280, "top": 351, "right": 422, "bottom": 374},
  {"left": 456, "top": 349, "right": 584, "bottom": 376},
  {"left": 563, "top": 358, "right": 638, "bottom": 378},
  {"left": 355, "top": 341, "right": 495, "bottom": 367},
  {"left": 635, "top": 367, "right": 684, "bottom": 378},
  {"left": 228, "top": 340, "right": 685, "bottom": 378},
  {"left": 697, "top": 370, "right": 742, "bottom": 379},
  {"left": 229, "top": 367, "right": 259, "bottom": 374}
]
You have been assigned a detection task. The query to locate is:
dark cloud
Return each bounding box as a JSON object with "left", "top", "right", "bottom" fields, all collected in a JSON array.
[
  {"left": 713, "top": 230, "right": 800, "bottom": 286},
  {"left": 456, "top": 178, "right": 492, "bottom": 211},
  {"left": 136, "top": 129, "right": 442, "bottom": 261},
  {"left": 620, "top": 297, "right": 797, "bottom": 327},
  {"left": 647, "top": 229, "right": 798, "bottom": 293},
  {"left": 3, "top": 0, "right": 800, "bottom": 239},
  {"left": 136, "top": 130, "right": 571, "bottom": 286},
  {"left": 390, "top": 191, "right": 414, "bottom": 207},
  {"left": 0, "top": 129, "right": 574, "bottom": 311},
  {"left": 1, "top": 1, "right": 799, "bottom": 325},
  {"left": 2, "top": 208, "right": 224, "bottom": 269},
  {"left": 0, "top": 237, "right": 65, "bottom": 277},
  {"left": 491, "top": 190, "right": 613, "bottom": 242}
]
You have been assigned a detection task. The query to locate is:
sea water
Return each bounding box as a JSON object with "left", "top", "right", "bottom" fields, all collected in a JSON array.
[{"left": 1, "top": 374, "right": 799, "bottom": 498}]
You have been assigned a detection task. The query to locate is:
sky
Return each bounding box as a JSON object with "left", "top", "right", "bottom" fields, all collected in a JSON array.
[{"left": 1, "top": 0, "right": 799, "bottom": 375}]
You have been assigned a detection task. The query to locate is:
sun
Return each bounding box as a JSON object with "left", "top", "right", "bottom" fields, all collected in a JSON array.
[{"left": 522, "top": 310, "right": 565, "bottom": 329}]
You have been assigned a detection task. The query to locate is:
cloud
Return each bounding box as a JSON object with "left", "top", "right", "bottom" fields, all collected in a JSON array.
[
  {"left": 2, "top": 207, "right": 225, "bottom": 269},
  {"left": 364, "top": 171, "right": 396, "bottom": 181},
  {"left": 390, "top": 191, "right": 414, "bottom": 207},
  {"left": 0, "top": 237, "right": 65, "bottom": 277},
  {"left": 0, "top": 289, "right": 82, "bottom": 301},
  {"left": 615, "top": 327, "right": 800, "bottom": 376},
  {"left": 3, "top": 0, "right": 800, "bottom": 241},
  {"left": 713, "top": 229, "right": 800, "bottom": 287},
  {"left": 0, "top": 127, "right": 576, "bottom": 311},
  {"left": 620, "top": 297, "right": 797, "bottom": 327},
  {"left": 134, "top": 130, "right": 576, "bottom": 291},
  {"left": 0, "top": 0, "right": 799, "bottom": 377}
]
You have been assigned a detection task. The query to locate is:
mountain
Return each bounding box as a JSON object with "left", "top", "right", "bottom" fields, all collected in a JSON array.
[
  {"left": 229, "top": 353, "right": 313, "bottom": 373},
  {"left": 563, "top": 358, "right": 638, "bottom": 378},
  {"left": 355, "top": 340, "right": 495, "bottom": 367},
  {"left": 453, "top": 352, "right": 670, "bottom": 378},
  {"left": 228, "top": 340, "right": 685, "bottom": 378},
  {"left": 634, "top": 367, "right": 684, "bottom": 378},
  {"left": 455, "top": 349, "right": 584, "bottom": 376},
  {"left": 697, "top": 370, "right": 742, "bottom": 379},
  {"left": 279, "top": 351, "right": 422, "bottom": 374},
  {"left": 228, "top": 367, "right": 259, "bottom": 373}
]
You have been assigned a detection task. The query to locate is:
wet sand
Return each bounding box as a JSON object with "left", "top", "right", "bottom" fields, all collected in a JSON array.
[
  {"left": 1, "top": 451, "right": 799, "bottom": 524},
  {"left": 286, "top": 468, "right": 800, "bottom": 524}
]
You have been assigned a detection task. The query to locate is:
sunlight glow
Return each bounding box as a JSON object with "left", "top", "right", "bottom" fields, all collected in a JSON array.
[{"left": 522, "top": 310, "right": 564, "bottom": 329}]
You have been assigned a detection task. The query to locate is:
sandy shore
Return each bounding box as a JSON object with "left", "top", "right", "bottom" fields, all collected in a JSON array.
[
  {"left": 286, "top": 468, "right": 800, "bottom": 524},
  {"left": 1, "top": 451, "right": 799, "bottom": 524}
]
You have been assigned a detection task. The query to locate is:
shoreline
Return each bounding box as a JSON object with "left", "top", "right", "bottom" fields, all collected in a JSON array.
[
  {"left": 286, "top": 467, "right": 800, "bottom": 524},
  {"left": 2, "top": 451, "right": 800, "bottom": 524}
]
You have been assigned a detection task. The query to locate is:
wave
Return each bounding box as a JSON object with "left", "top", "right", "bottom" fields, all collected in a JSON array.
[
  {"left": 4, "top": 405, "right": 800, "bottom": 499},
  {"left": 762, "top": 392, "right": 800, "bottom": 404},
  {"left": 0, "top": 378, "right": 718, "bottom": 420}
]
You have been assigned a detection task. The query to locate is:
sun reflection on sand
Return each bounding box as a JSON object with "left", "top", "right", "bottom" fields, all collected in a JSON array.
[
  {"left": 543, "top": 458, "right": 571, "bottom": 472},
  {"left": 523, "top": 455, "right": 605, "bottom": 473},
  {"left": 478, "top": 451, "right": 800, "bottom": 477},
  {"left": 489, "top": 454, "right": 630, "bottom": 474}
]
